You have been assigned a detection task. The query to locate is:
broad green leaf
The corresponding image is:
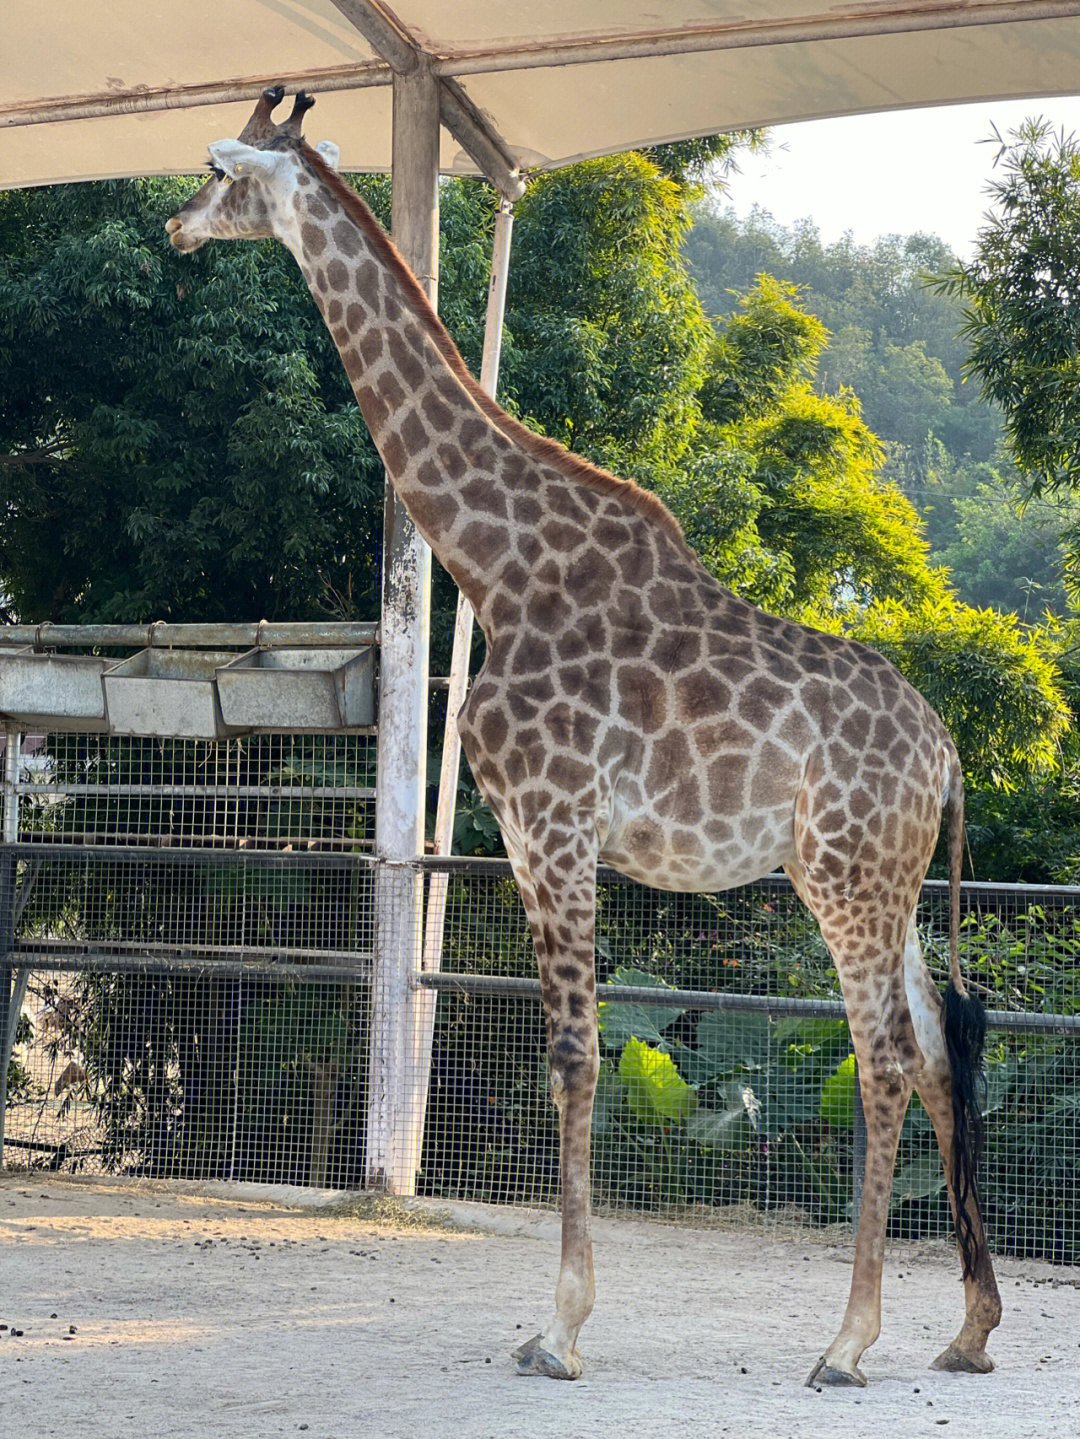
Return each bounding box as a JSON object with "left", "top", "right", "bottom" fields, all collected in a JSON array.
[
  {"left": 893, "top": 1153, "right": 947, "bottom": 1202},
  {"left": 618, "top": 1037, "right": 698, "bottom": 1124},
  {"left": 597, "top": 967, "right": 686, "bottom": 1051},
  {"left": 690, "top": 1011, "right": 771, "bottom": 1082},
  {"left": 821, "top": 1053, "right": 856, "bottom": 1130}
]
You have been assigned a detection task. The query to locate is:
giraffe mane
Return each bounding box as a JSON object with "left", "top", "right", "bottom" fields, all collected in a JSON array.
[{"left": 299, "top": 144, "right": 697, "bottom": 562}]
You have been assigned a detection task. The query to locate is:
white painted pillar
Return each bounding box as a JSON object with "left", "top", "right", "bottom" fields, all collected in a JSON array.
[
  {"left": 366, "top": 64, "right": 439, "bottom": 1194},
  {"left": 405, "top": 203, "right": 516, "bottom": 1174}
]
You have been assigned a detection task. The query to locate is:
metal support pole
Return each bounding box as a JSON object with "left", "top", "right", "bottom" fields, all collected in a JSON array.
[
  {"left": 409, "top": 202, "right": 515, "bottom": 1175},
  {"left": 366, "top": 63, "right": 439, "bottom": 1195},
  {"left": 0, "top": 730, "right": 22, "bottom": 1173}
]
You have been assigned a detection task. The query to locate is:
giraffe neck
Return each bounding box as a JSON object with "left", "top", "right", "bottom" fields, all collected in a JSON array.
[
  {"left": 276, "top": 151, "right": 701, "bottom": 634},
  {"left": 278, "top": 163, "right": 523, "bottom": 614}
]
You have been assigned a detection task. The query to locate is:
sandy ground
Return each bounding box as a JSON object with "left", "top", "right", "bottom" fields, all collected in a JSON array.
[{"left": 2, "top": 1175, "right": 1079, "bottom": 1439}]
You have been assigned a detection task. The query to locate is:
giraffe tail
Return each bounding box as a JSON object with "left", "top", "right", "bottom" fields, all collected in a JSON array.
[{"left": 943, "top": 751, "right": 986, "bottom": 1281}]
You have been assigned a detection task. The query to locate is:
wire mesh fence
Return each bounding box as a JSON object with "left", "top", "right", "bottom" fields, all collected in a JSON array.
[{"left": 4, "top": 728, "right": 1080, "bottom": 1265}]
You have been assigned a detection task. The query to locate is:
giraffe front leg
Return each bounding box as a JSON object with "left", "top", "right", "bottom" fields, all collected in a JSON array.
[
  {"left": 506, "top": 837, "right": 600, "bottom": 1380},
  {"left": 514, "top": 1027, "right": 599, "bottom": 1379}
]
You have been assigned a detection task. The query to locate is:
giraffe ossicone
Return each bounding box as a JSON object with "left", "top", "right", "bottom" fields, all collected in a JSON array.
[{"left": 166, "top": 87, "right": 1002, "bottom": 1387}]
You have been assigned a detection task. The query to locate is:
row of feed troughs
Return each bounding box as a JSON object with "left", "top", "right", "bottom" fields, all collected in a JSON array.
[{"left": 0, "top": 643, "right": 375, "bottom": 738}]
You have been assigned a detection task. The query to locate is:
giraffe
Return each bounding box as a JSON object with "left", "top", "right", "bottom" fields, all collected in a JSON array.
[{"left": 166, "top": 89, "right": 1002, "bottom": 1387}]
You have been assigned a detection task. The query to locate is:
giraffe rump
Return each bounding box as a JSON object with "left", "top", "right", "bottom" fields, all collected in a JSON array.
[{"left": 943, "top": 980, "right": 987, "bottom": 1281}]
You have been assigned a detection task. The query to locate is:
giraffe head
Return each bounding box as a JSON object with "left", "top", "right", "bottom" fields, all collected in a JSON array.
[{"left": 165, "top": 87, "right": 340, "bottom": 252}]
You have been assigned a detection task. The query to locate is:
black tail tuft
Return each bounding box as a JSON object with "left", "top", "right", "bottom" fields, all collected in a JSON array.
[{"left": 943, "top": 981, "right": 986, "bottom": 1280}]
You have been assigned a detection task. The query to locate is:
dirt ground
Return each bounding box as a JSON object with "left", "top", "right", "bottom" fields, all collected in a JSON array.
[{"left": 2, "top": 1175, "right": 1078, "bottom": 1439}]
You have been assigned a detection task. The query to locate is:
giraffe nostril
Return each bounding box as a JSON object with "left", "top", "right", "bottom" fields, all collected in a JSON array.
[{"left": 165, "top": 217, "right": 181, "bottom": 234}]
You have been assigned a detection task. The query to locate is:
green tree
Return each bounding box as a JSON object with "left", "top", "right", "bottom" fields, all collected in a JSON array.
[
  {"left": 0, "top": 177, "right": 389, "bottom": 624},
  {"left": 679, "top": 276, "right": 946, "bottom": 617},
  {"left": 849, "top": 599, "right": 1070, "bottom": 790},
  {"left": 942, "top": 119, "right": 1080, "bottom": 507},
  {"left": 502, "top": 152, "right": 712, "bottom": 470}
]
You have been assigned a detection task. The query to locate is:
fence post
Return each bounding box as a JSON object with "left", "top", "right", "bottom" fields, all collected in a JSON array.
[
  {"left": 365, "top": 63, "right": 439, "bottom": 1195},
  {"left": 0, "top": 729, "right": 22, "bottom": 1173},
  {"left": 851, "top": 1061, "right": 867, "bottom": 1232}
]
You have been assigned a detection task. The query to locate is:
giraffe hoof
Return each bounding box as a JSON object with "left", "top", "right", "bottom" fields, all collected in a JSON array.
[
  {"left": 513, "top": 1333, "right": 582, "bottom": 1380},
  {"left": 805, "top": 1355, "right": 867, "bottom": 1388},
  {"left": 931, "top": 1344, "right": 994, "bottom": 1374}
]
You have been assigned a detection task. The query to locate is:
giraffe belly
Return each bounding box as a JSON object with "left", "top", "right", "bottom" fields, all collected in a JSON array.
[{"left": 599, "top": 802, "right": 797, "bottom": 894}]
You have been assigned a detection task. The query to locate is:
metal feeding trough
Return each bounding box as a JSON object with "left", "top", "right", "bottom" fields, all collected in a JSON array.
[
  {"left": 216, "top": 647, "right": 375, "bottom": 731},
  {"left": 0, "top": 647, "right": 108, "bottom": 730},
  {"left": 103, "top": 648, "right": 241, "bottom": 739}
]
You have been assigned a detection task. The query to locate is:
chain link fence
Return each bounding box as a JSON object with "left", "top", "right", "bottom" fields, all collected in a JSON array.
[{"left": 4, "top": 729, "right": 1080, "bottom": 1264}]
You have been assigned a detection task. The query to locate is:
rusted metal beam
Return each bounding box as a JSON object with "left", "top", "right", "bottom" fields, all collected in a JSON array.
[
  {"left": 431, "top": 0, "right": 1080, "bottom": 75},
  {"left": 326, "top": 0, "right": 525, "bottom": 200},
  {"left": 0, "top": 64, "right": 390, "bottom": 128}
]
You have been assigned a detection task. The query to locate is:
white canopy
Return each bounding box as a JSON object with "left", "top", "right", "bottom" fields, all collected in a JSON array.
[{"left": 5, "top": 1, "right": 1080, "bottom": 191}]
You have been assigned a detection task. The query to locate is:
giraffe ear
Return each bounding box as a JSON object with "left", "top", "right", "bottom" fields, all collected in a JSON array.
[
  {"left": 207, "top": 139, "right": 284, "bottom": 183},
  {"left": 315, "top": 141, "right": 341, "bottom": 171}
]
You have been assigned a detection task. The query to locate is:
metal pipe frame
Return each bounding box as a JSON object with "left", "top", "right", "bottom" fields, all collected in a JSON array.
[
  {"left": 328, "top": 0, "right": 524, "bottom": 200},
  {"left": 0, "top": 620, "right": 377, "bottom": 651},
  {"left": 5, "top": 0, "right": 1077, "bottom": 189}
]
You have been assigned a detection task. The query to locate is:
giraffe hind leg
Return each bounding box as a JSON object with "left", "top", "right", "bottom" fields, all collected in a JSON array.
[
  {"left": 785, "top": 860, "right": 923, "bottom": 1386},
  {"left": 904, "top": 922, "right": 1001, "bottom": 1371}
]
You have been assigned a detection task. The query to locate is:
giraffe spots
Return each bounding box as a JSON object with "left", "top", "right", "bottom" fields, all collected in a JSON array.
[
  {"left": 325, "top": 259, "right": 349, "bottom": 292},
  {"left": 595, "top": 517, "right": 633, "bottom": 551},
  {"left": 479, "top": 708, "right": 509, "bottom": 754},
  {"left": 513, "top": 495, "right": 543, "bottom": 527},
  {"left": 461, "top": 477, "right": 508, "bottom": 520},
  {"left": 650, "top": 628, "right": 702, "bottom": 673},
  {"left": 512, "top": 631, "right": 553, "bottom": 676},
  {"left": 373, "top": 371, "right": 402, "bottom": 411},
  {"left": 459, "top": 519, "right": 507, "bottom": 570},
  {"left": 388, "top": 328, "right": 425, "bottom": 388},
  {"left": 357, "top": 259, "right": 379, "bottom": 294},
  {"left": 500, "top": 452, "right": 530, "bottom": 488},
  {"left": 528, "top": 586, "right": 572, "bottom": 633},
  {"left": 346, "top": 304, "right": 364, "bottom": 331},
  {"left": 437, "top": 443, "right": 467, "bottom": 481},
  {"left": 326, "top": 298, "right": 343, "bottom": 326},
  {"left": 407, "top": 489, "right": 459, "bottom": 536},
  {"left": 646, "top": 730, "right": 694, "bottom": 804},
  {"left": 341, "top": 348, "right": 363, "bottom": 383},
  {"left": 421, "top": 390, "right": 455, "bottom": 433},
  {"left": 675, "top": 673, "right": 727, "bottom": 724},
  {"left": 399, "top": 409, "right": 429, "bottom": 458},
  {"left": 381, "top": 430, "right": 406, "bottom": 473},
  {"left": 777, "top": 707, "right": 813, "bottom": 754},
  {"left": 546, "top": 753, "right": 596, "bottom": 795},
  {"left": 617, "top": 665, "right": 667, "bottom": 734},
  {"left": 359, "top": 330, "right": 383, "bottom": 366},
  {"left": 708, "top": 754, "right": 749, "bottom": 812},
  {"left": 840, "top": 708, "right": 872, "bottom": 749},
  {"left": 302, "top": 222, "right": 327, "bottom": 256},
  {"left": 575, "top": 550, "right": 617, "bottom": 606},
  {"left": 620, "top": 538, "right": 655, "bottom": 588},
  {"left": 306, "top": 197, "right": 330, "bottom": 221},
  {"left": 333, "top": 220, "right": 362, "bottom": 256}
]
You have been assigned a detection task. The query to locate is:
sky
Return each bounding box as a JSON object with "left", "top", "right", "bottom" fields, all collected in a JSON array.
[{"left": 720, "top": 95, "right": 1080, "bottom": 259}]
